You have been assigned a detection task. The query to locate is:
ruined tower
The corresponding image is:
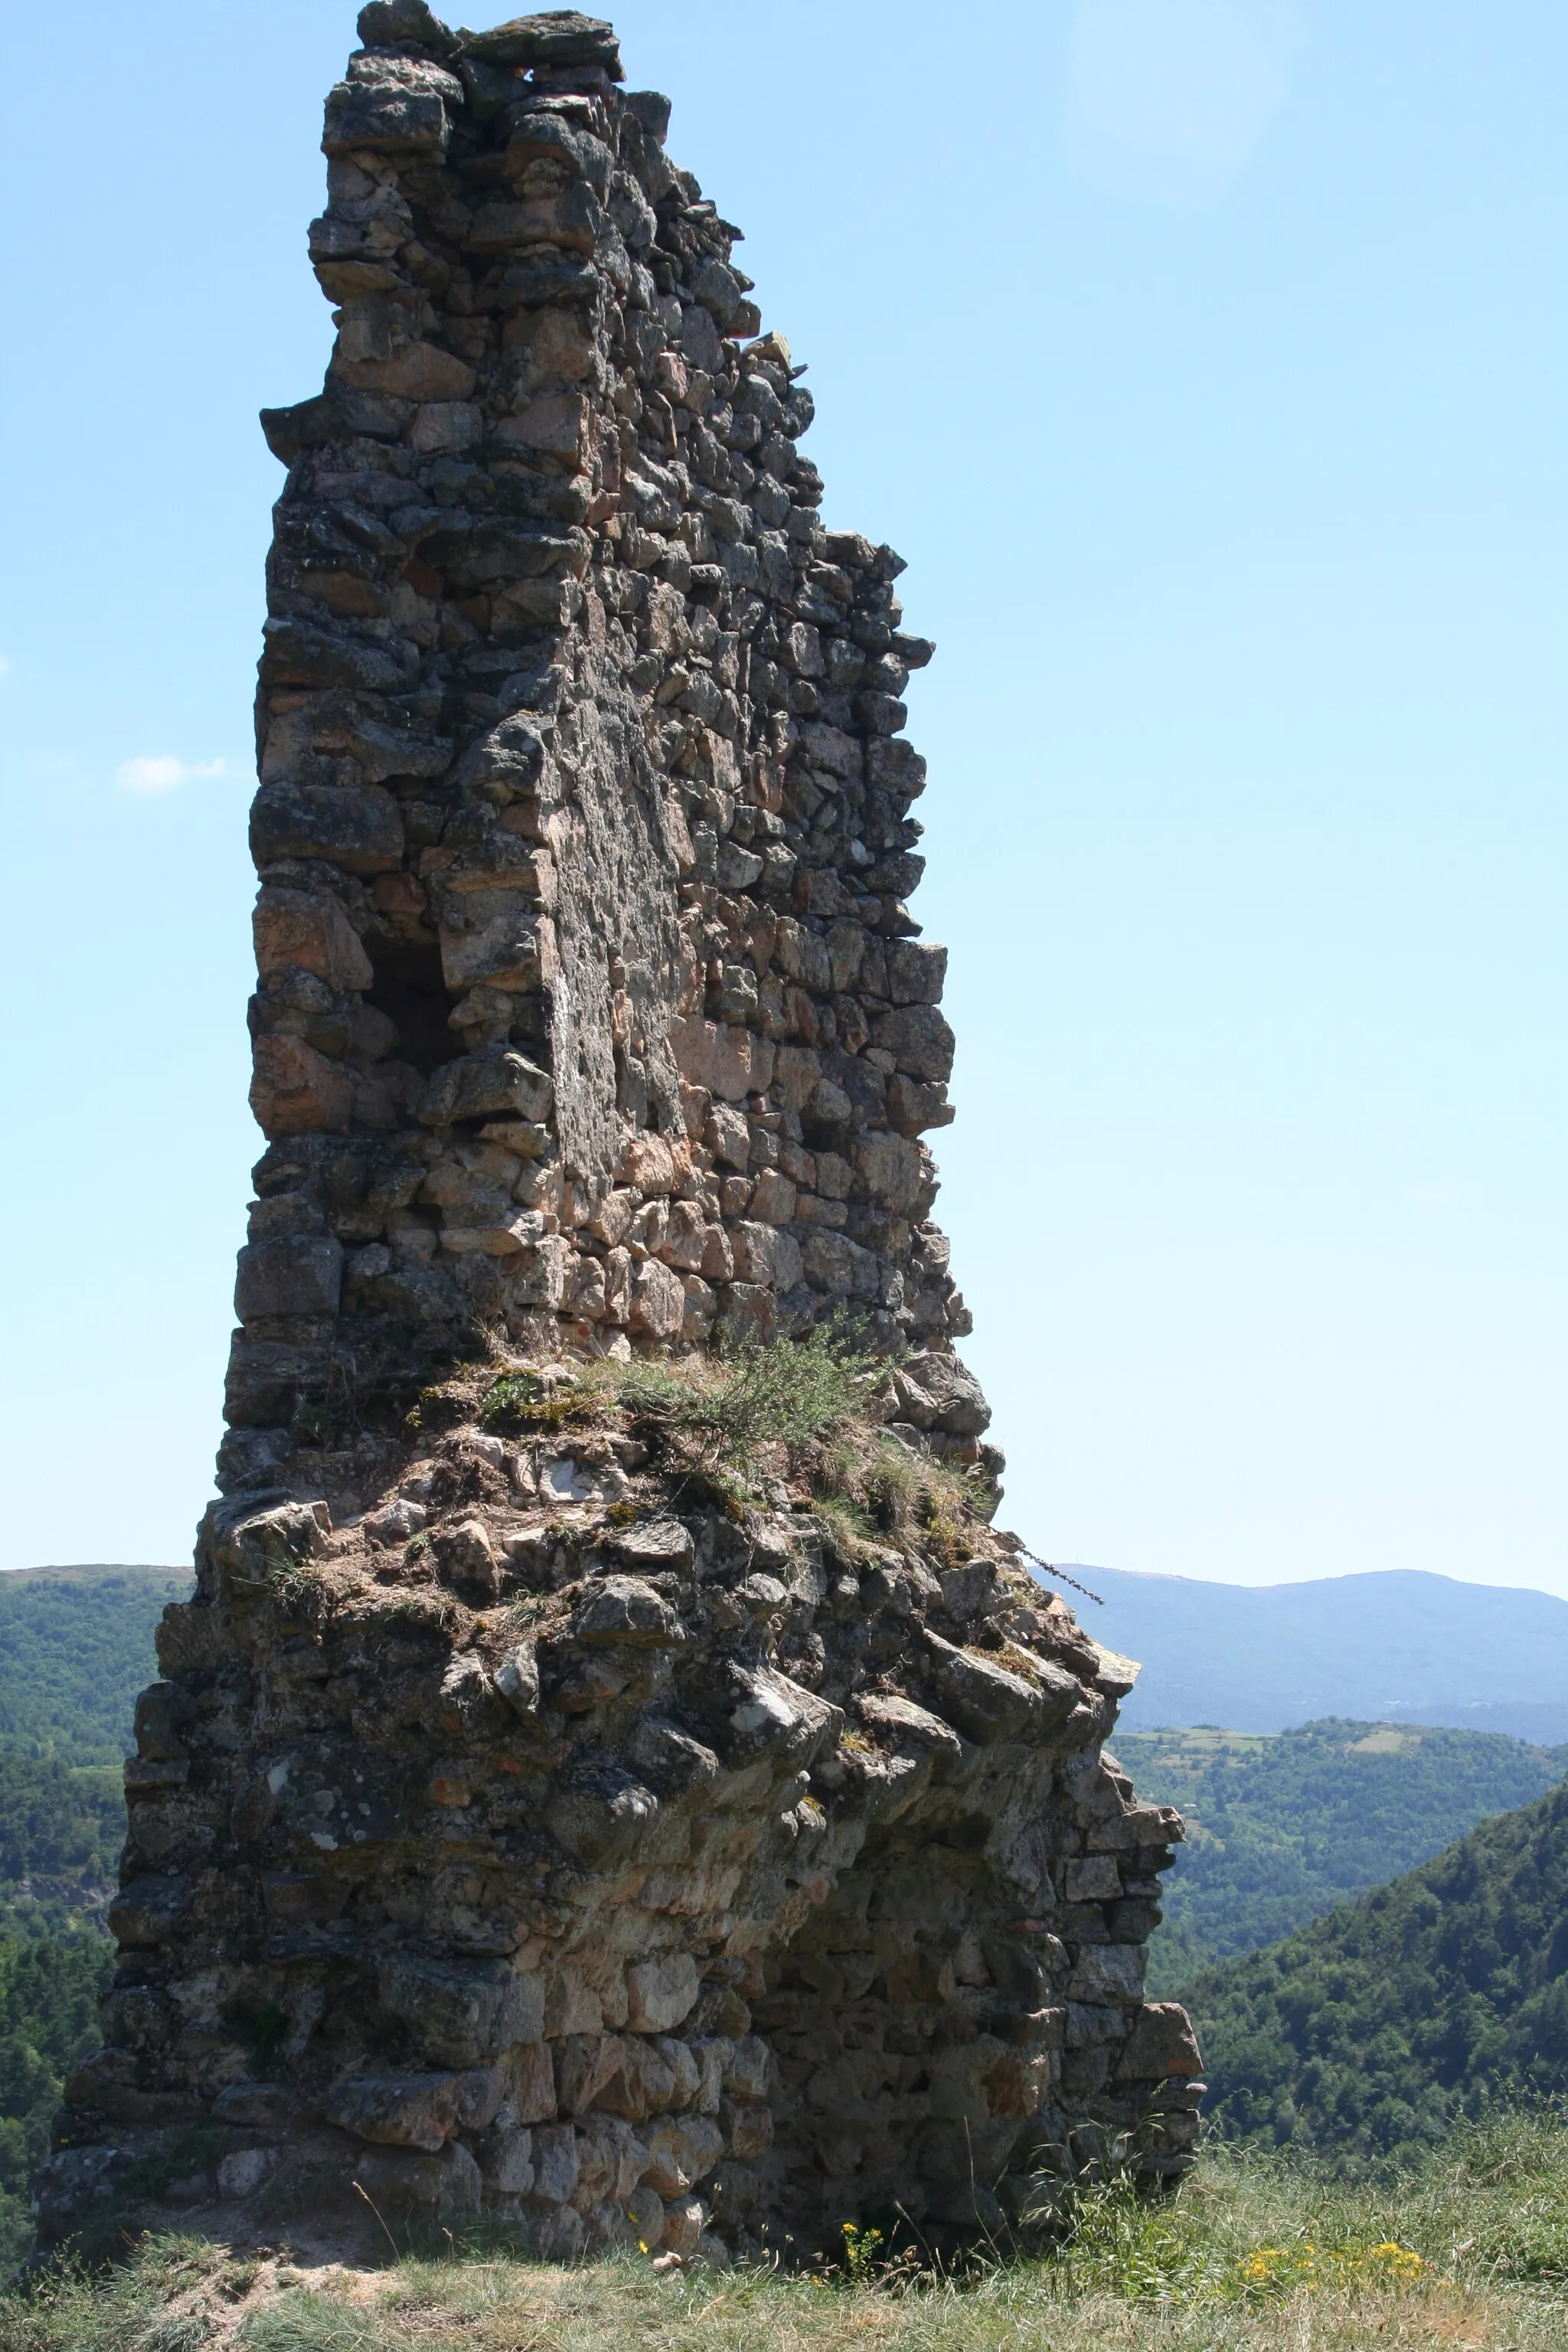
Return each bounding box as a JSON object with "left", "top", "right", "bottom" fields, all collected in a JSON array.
[{"left": 41, "top": 5, "right": 1202, "bottom": 2262}]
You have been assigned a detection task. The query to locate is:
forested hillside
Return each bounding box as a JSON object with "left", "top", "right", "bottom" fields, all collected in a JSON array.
[
  {"left": 1119, "top": 1718, "right": 1566, "bottom": 1988},
  {"left": 0, "top": 1565, "right": 188, "bottom": 1763},
  {"left": 0, "top": 1932, "right": 113, "bottom": 2269},
  {"left": 1184, "top": 1775, "right": 1568, "bottom": 2165},
  {"left": 0, "top": 1755, "right": 126, "bottom": 1939},
  {"left": 0, "top": 1565, "right": 179, "bottom": 2267}
]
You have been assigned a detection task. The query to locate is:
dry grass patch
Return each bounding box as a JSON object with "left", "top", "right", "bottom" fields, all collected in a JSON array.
[{"left": 7, "top": 2116, "right": 1566, "bottom": 2352}]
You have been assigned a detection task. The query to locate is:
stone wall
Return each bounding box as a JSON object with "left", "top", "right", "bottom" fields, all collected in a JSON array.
[
  {"left": 227, "top": 0, "right": 976, "bottom": 1503},
  {"left": 40, "top": 6, "right": 1202, "bottom": 2267}
]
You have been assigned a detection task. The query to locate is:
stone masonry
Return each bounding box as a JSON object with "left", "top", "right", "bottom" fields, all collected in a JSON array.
[{"left": 40, "top": 7, "right": 1202, "bottom": 2265}]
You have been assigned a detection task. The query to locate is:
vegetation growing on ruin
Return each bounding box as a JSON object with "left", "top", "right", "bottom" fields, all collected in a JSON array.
[
  {"left": 5, "top": 2107, "right": 1566, "bottom": 2351},
  {"left": 479, "top": 1366, "right": 615, "bottom": 1436},
  {"left": 475, "top": 1331, "right": 999, "bottom": 1560},
  {"left": 615, "top": 1328, "right": 874, "bottom": 1467},
  {"left": 812, "top": 1423, "right": 995, "bottom": 1560}
]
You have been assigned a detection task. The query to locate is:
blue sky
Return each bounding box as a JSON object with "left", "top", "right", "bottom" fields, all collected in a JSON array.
[{"left": 2, "top": 2, "right": 1566, "bottom": 1598}]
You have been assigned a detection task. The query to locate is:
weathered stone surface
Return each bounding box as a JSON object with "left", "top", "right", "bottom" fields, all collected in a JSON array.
[
  {"left": 39, "top": 9, "right": 1198, "bottom": 2275},
  {"left": 234, "top": 1236, "right": 344, "bottom": 1320},
  {"left": 358, "top": 1, "right": 457, "bottom": 53},
  {"left": 354, "top": 2141, "right": 483, "bottom": 2218},
  {"left": 327, "top": 2073, "right": 466, "bottom": 2151},
  {"left": 923, "top": 1632, "right": 1066, "bottom": 1744},
  {"left": 626, "top": 1954, "right": 699, "bottom": 2034},
  {"left": 641, "top": 2112, "right": 724, "bottom": 2195},
  {"left": 462, "top": 11, "right": 624, "bottom": 73},
  {"left": 250, "top": 782, "right": 404, "bottom": 873},
  {"left": 420, "top": 1047, "right": 554, "bottom": 1129},
  {"left": 323, "top": 54, "right": 464, "bottom": 157},
  {"left": 378, "top": 1953, "right": 546, "bottom": 2065},
  {"left": 1116, "top": 2001, "right": 1206, "bottom": 2081}
]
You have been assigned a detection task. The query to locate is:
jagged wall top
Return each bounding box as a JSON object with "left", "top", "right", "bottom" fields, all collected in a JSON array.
[{"left": 233, "top": 2, "right": 988, "bottom": 1501}]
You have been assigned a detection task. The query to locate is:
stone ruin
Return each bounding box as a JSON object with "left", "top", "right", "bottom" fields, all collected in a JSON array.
[{"left": 40, "top": 5, "right": 1202, "bottom": 2267}]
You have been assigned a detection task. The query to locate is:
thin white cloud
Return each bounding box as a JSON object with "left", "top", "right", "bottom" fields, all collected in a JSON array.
[
  {"left": 1068, "top": 0, "right": 1303, "bottom": 209},
  {"left": 0, "top": 656, "right": 12, "bottom": 678},
  {"left": 115, "top": 755, "right": 226, "bottom": 794}
]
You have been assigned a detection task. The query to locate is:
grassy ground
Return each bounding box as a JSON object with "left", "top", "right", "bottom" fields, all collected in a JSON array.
[{"left": 5, "top": 2109, "right": 1565, "bottom": 2352}]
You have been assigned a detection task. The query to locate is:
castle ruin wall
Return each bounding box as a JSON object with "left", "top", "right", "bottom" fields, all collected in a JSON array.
[{"left": 39, "top": 4, "right": 1203, "bottom": 2265}]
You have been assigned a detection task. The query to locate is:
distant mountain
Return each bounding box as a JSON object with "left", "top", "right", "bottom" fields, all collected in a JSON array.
[
  {"left": 1184, "top": 1775, "right": 1568, "bottom": 2164},
  {"left": 1040, "top": 1564, "right": 1568, "bottom": 1743},
  {"left": 1118, "top": 1719, "right": 1566, "bottom": 1991},
  {"left": 0, "top": 1564, "right": 190, "bottom": 1765}
]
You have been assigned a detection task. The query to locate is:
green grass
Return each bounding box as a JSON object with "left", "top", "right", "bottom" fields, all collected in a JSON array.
[
  {"left": 479, "top": 1366, "right": 612, "bottom": 1434},
  {"left": 616, "top": 1328, "right": 876, "bottom": 1468},
  {"left": 6, "top": 2109, "right": 1567, "bottom": 2351}
]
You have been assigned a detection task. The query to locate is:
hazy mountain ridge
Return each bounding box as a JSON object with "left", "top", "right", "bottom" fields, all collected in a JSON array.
[{"left": 1047, "top": 1564, "right": 1568, "bottom": 1743}]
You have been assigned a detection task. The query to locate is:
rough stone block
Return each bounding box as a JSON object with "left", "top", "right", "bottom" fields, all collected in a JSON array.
[
  {"left": 553, "top": 2031, "right": 622, "bottom": 2115},
  {"left": 107, "top": 1875, "right": 192, "bottom": 1949},
  {"left": 354, "top": 2141, "right": 482, "bottom": 2219},
  {"left": 462, "top": 11, "right": 623, "bottom": 72},
  {"left": 921, "top": 1634, "right": 1046, "bottom": 1746},
  {"left": 323, "top": 57, "right": 462, "bottom": 156},
  {"left": 249, "top": 1035, "right": 354, "bottom": 1135},
  {"left": 234, "top": 1236, "right": 344, "bottom": 1321},
  {"left": 1064, "top": 1856, "right": 1123, "bottom": 1903},
  {"left": 254, "top": 886, "right": 374, "bottom": 989},
  {"left": 642, "top": 2112, "right": 724, "bottom": 2194},
  {"left": 626, "top": 1953, "right": 699, "bottom": 2034},
  {"left": 1115, "top": 2001, "right": 1205, "bottom": 2081},
  {"left": 529, "top": 2122, "right": 582, "bottom": 2206},
  {"left": 357, "top": 1, "right": 457, "bottom": 52},
  {"left": 217, "top": 2148, "right": 277, "bottom": 2200},
  {"left": 718, "top": 2097, "right": 773, "bottom": 2161},
  {"left": 624, "top": 2183, "right": 665, "bottom": 2247},
  {"left": 328, "top": 2072, "right": 464, "bottom": 2151},
  {"left": 660, "top": 2193, "right": 706, "bottom": 2255},
  {"left": 629, "top": 1256, "right": 685, "bottom": 1338},
  {"left": 474, "top": 2121, "right": 533, "bottom": 2194},
  {"left": 574, "top": 1577, "right": 684, "bottom": 1648},
  {"left": 251, "top": 781, "right": 405, "bottom": 873},
  {"left": 420, "top": 1045, "right": 553, "bottom": 1127},
  {"left": 869, "top": 1003, "right": 956, "bottom": 1083},
  {"left": 1065, "top": 1943, "right": 1145, "bottom": 2005},
  {"left": 378, "top": 1952, "right": 546, "bottom": 2066}
]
